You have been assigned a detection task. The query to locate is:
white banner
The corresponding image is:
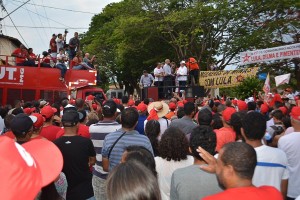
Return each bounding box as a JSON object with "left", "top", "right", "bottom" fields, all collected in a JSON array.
[
  {"left": 240, "top": 43, "right": 300, "bottom": 65},
  {"left": 275, "top": 73, "right": 291, "bottom": 87}
]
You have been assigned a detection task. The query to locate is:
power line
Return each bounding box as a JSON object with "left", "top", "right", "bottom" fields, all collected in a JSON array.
[
  {"left": 11, "top": 0, "right": 98, "bottom": 14},
  {"left": 41, "top": 0, "right": 52, "bottom": 34},
  {"left": 2, "top": 25, "right": 88, "bottom": 29},
  {"left": 9, "top": 1, "right": 71, "bottom": 28},
  {"left": 0, "top": 0, "right": 30, "bottom": 20}
]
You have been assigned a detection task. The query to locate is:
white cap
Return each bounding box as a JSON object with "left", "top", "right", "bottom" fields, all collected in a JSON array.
[{"left": 180, "top": 60, "right": 186, "bottom": 64}]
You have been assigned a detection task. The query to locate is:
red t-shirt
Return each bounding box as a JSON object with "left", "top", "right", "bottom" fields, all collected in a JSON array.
[
  {"left": 269, "top": 93, "right": 283, "bottom": 107},
  {"left": 55, "top": 124, "right": 90, "bottom": 139},
  {"left": 39, "top": 125, "right": 62, "bottom": 141},
  {"left": 214, "top": 127, "right": 236, "bottom": 152},
  {"left": 29, "top": 53, "right": 36, "bottom": 60},
  {"left": 2, "top": 131, "right": 15, "bottom": 139},
  {"left": 50, "top": 38, "right": 57, "bottom": 53},
  {"left": 12, "top": 48, "right": 27, "bottom": 64},
  {"left": 186, "top": 57, "right": 199, "bottom": 70},
  {"left": 203, "top": 186, "right": 283, "bottom": 200}
]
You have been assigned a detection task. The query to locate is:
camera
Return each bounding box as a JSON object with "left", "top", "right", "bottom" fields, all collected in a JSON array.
[{"left": 65, "top": 29, "right": 68, "bottom": 34}]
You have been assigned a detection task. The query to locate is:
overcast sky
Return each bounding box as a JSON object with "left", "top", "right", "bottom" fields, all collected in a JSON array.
[{"left": 1, "top": 0, "right": 122, "bottom": 54}]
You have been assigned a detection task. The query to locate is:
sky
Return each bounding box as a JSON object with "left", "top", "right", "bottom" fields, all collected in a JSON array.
[{"left": 1, "top": 0, "right": 122, "bottom": 54}]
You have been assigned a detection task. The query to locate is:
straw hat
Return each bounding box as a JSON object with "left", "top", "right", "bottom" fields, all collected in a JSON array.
[{"left": 147, "top": 101, "right": 169, "bottom": 118}]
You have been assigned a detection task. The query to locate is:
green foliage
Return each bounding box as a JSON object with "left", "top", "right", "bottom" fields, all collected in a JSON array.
[{"left": 233, "top": 77, "right": 264, "bottom": 100}]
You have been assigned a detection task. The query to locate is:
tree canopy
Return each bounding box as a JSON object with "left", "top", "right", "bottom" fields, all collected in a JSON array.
[{"left": 81, "top": 0, "right": 300, "bottom": 92}]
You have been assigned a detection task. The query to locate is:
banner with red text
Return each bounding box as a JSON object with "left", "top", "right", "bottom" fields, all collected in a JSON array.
[{"left": 239, "top": 43, "right": 300, "bottom": 65}]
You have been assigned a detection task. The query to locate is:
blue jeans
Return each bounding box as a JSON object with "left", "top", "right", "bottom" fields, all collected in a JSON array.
[
  {"left": 73, "top": 65, "right": 84, "bottom": 70},
  {"left": 56, "top": 63, "right": 67, "bottom": 78}
]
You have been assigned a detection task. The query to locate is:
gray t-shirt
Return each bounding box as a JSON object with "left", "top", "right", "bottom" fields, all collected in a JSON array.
[
  {"left": 169, "top": 116, "right": 197, "bottom": 135},
  {"left": 170, "top": 164, "right": 222, "bottom": 200}
]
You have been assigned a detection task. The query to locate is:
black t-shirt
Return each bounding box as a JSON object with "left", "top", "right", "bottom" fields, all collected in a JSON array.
[{"left": 54, "top": 136, "right": 96, "bottom": 200}]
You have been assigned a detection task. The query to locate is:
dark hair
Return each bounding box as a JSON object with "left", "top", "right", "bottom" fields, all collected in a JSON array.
[
  {"left": 247, "top": 102, "right": 256, "bottom": 111},
  {"left": 197, "top": 108, "right": 212, "bottom": 125},
  {"left": 212, "top": 113, "right": 223, "bottom": 129},
  {"left": 12, "top": 107, "right": 24, "bottom": 115},
  {"left": 143, "top": 98, "right": 150, "bottom": 105},
  {"left": 106, "top": 161, "right": 161, "bottom": 200},
  {"left": 75, "top": 98, "right": 84, "bottom": 108},
  {"left": 121, "top": 108, "right": 138, "bottom": 128},
  {"left": 103, "top": 100, "right": 117, "bottom": 118},
  {"left": 184, "top": 102, "right": 195, "bottom": 115},
  {"left": 145, "top": 120, "right": 160, "bottom": 156},
  {"left": 124, "top": 146, "right": 157, "bottom": 177},
  {"left": 4, "top": 114, "right": 15, "bottom": 130},
  {"left": 177, "top": 107, "right": 185, "bottom": 119},
  {"left": 231, "top": 111, "right": 247, "bottom": 141},
  {"left": 159, "top": 127, "right": 189, "bottom": 161},
  {"left": 122, "top": 96, "right": 129, "bottom": 104},
  {"left": 40, "top": 182, "right": 62, "bottom": 200},
  {"left": 282, "top": 116, "right": 291, "bottom": 129},
  {"left": 190, "top": 126, "right": 216, "bottom": 160},
  {"left": 221, "top": 142, "right": 257, "bottom": 180},
  {"left": 272, "top": 109, "right": 284, "bottom": 121},
  {"left": 135, "top": 100, "right": 141, "bottom": 106},
  {"left": 78, "top": 109, "right": 87, "bottom": 123},
  {"left": 274, "top": 101, "right": 283, "bottom": 109},
  {"left": 61, "top": 99, "right": 69, "bottom": 108},
  {"left": 242, "top": 112, "right": 266, "bottom": 140}
]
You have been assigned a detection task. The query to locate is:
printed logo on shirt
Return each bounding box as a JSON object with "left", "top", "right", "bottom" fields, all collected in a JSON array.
[{"left": 65, "top": 141, "right": 71, "bottom": 144}]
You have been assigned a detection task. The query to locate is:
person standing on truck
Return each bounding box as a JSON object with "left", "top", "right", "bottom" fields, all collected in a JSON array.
[
  {"left": 56, "top": 48, "right": 68, "bottom": 82},
  {"left": 49, "top": 34, "right": 58, "bottom": 58},
  {"left": 68, "top": 32, "right": 80, "bottom": 60},
  {"left": 11, "top": 44, "right": 35, "bottom": 66}
]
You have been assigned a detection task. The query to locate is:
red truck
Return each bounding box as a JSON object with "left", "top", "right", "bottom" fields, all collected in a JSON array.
[{"left": 0, "top": 56, "right": 106, "bottom": 105}]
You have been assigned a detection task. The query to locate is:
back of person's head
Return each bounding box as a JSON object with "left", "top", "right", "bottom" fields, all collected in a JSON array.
[
  {"left": 121, "top": 108, "right": 138, "bottom": 128},
  {"left": 145, "top": 120, "right": 160, "bottom": 138},
  {"left": 247, "top": 102, "right": 256, "bottom": 111},
  {"left": 143, "top": 98, "right": 150, "bottom": 105},
  {"left": 217, "top": 104, "right": 226, "bottom": 114},
  {"left": 102, "top": 100, "right": 117, "bottom": 118},
  {"left": 212, "top": 113, "right": 223, "bottom": 129},
  {"left": 272, "top": 109, "right": 284, "bottom": 121},
  {"left": 75, "top": 98, "right": 84, "bottom": 108},
  {"left": 61, "top": 99, "right": 69, "bottom": 108},
  {"left": 231, "top": 111, "right": 247, "bottom": 141},
  {"left": 106, "top": 161, "right": 161, "bottom": 200},
  {"left": 220, "top": 142, "right": 256, "bottom": 180},
  {"left": 242, "top": 112, "right": 266, "bottom": 140},
  {"left": 123, "top": 146, "right": 157, "bottom": 177},
  {"left": 159, "top": 127, "right": 189, "bottom": 161},
  {"left": 61, "top": 110, "right": 80, "bottom": 128},
  {"left": 12, "top": 107, "right": 24, "bottom": 115},
  {"left": 4, "top": 114, "right": 15, "bottom": 130},
  {"left": 274, "top": 101, "right": 283, "bottom": 109},
  {"left": 176, "top": 107, "right": 185, "bottom": 119},
  {"left": 78, "top": 110, "right": 87, "bottom": 123},
  {"left": 14, "top": 100, "right": 21, "bottom": 108},
  {"left": 122, "top": 96, "right": 129, "bottom": 104},
  {"left": 197, "top": 108, "right": 212, "bottom": 125},
  {"left": 184, "top": 102, "right": 195, "bottom": 116},
  {"left": 190, "top": 126, "right": 216, "bottom": 161},
  {"left": 10, "top": 113, "right": 33, "bottom": 139}
]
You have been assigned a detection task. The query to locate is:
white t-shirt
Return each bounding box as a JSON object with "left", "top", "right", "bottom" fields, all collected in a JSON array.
[
  {"left": 176, "top": 66, "right": 188, "bottom": 81},
  {"left": 0, "top": 116, "right": 4, "bottom": 134},
  {"left": 154, "top": 67, "right": 164, "bottom": 82},
  {"left": 278, "top": 132, "right": 300, "bottom": 198},
  {"left": 253, "top": 145, "right": 289, "bottom": 191},
  {"left": 155, "top": 156, "right": 194, "bottom": 200}
]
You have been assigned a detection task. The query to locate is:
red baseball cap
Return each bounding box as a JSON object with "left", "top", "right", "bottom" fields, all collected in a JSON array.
[
  {"left": 232, "top": 99, "right": 238, "bottom": 106},
  {"left": 41, "top": 105, "right": 57, "bottom": 119},
  {"left": 260, "top": 104, "right": 269, "bottom": 114},
  {"left": 222, "top": 107, "right": 236, "bottom": 122},
  {"left": 137, "top": 103, "right": 147, "bottom": 112},
  {"left": 23, "top": 107, "right": 36, "bottom": 115},
  {"left": 86, "top": 95, "right": 94, "bottom": 101},
  {"left": 69, "top": 99, "right": 76, "bottom": 105},
  {"left": 290, "top": 106, "right": 300, "bottom": 121},
  {"left": 177, "top": 102, "right": 184, "bottom": 108},
  {"left": 92, "top": 103, "right": 98, "bottom": 110},
  {"left": 0, "top": 137, "right": 63, "bottom": 199},
  {"left": 31, "top": 113, "right": 45, "bottom": 128},
  {"left": 113, "top": 98, "right": 121, "bottom": 105},
  {"left": 237, "top": 100, "right": 247, "bottom": 111},
  {"left": 128, "top": 99, "right": 135, "bottom": 106},
  {"left": 279, "top": 106, "right": 288, "bottom": 115},
  {"left": 169, "top": 102, "right": 176, "bottom": 110}
]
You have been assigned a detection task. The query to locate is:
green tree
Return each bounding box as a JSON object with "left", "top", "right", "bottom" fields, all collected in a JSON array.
[{"left": 232, "top": 77, "right": 264, "bottom": 100}]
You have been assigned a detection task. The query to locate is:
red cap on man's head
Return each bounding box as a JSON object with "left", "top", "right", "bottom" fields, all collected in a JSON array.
[
  {"left": 128, "top": 99, "right": 135, "bottom": 106},
  {"left": 0, "top": 137, "right": 63, "bottom": 199},
  {"left": 23, "top": 107, "right": 36, "bottom": 115},
  {"left": 237, "top": 100, "right": 247, "bottom": 111},
  {"left": 260, "top": 104, "right": 269, "bottom": 114},
  {"left": 41, "top": 105, "right": 57, "bottom": 119},
  {"left": 113, "top": 98, "right": 121, "bottom": 105},
  {"left": 222, "top": 107, "right": 236, "bottom": 122},
  {"left": 177, "top": 102, "right": 184, "bottom": 108},
  {"left": 279, "top": 107, "right": 287, "bottom": 115},
  {"left": 137, "top": 103, "right": 147, "bottom": 112},
  {"left": 86, "top": 95, "right": 94, "bottom": 101},
  {"left": 290, "top": 106, "right": 300, "bottom": 121},
  {"left": 169, "top": 102, "right": 176, "bottom": 110},
  {"left": 31, "top": 113, "right": 45, "bottom": 128}
]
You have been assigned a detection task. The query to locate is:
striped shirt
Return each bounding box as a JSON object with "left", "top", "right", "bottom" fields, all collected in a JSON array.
[
  {"left": 102, "top": 129, "right": 154, "bottom": 171},
  {"left": 89, "top": 121, "right": 121, "bottom": 179}
]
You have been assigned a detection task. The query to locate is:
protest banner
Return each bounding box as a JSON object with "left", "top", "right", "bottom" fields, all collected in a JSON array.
[
  {"left": 239, "top": 43, "right": 300, "bottom": 65},
  {"left": 275, "top": 73, "right": 291, "bottom": 87},
  {"left": 199, "top": 67, "right": 258, "bottom": 88}
]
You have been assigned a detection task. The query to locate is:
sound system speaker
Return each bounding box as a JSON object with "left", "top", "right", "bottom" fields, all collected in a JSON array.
[
  {"left": 186, "top": 86, "right": 205, "bottom": 98},
  {"left": 146, "top": 87, "right": 158, "bottom": 101}
]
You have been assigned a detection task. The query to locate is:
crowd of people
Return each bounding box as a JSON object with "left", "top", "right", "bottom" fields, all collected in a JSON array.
[
  {"left": 0, "top": 86, "right": 300, "bottom": 200},
  {"left": 140, "top": 58, "right": 200, "bottom": 99},
  {"left": 10, "top": 32, "right": 96, "bottom": 82}
]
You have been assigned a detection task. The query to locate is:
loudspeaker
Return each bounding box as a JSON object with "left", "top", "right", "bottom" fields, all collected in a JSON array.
[
  {"left": 186, "top": 86, "right": 205, "bottom": 98},
  {"left": 146, "top": 87, "right": 158, "bottom": 101}
]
